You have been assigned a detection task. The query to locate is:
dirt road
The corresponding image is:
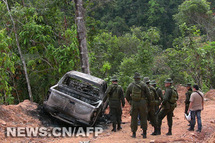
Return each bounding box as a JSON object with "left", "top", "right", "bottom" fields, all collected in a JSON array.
[{"left": 1, "top": 86, "right": 215, "bottom": 143}]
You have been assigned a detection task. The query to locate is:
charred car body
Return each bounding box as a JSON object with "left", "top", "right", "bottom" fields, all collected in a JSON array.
[{"left": 43, "top": 71, "right": 108, "bottom": 126}]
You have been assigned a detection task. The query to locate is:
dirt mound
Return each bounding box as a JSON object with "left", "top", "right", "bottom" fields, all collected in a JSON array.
[
  {"left": 204, "top": 89, "right": 215, "bottom": 100},
  {"left": 0, "top": 100, "right": 70, "bottom": 142},
  {"left": 0, "top": 100, "right": 39, "bottom": 126},
  {"left": 0, "top": 100, "right": 41, "bottom": 141},
  {"left": 176, "top": 85, "right": 187, "bottom": 106}
]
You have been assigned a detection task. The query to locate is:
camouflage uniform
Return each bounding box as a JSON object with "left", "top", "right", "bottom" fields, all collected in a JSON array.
[
  {"left": 150, "top": 80, "right": 163, "bottom": 112},
  {"left": 126, "top": 73, "right": 151, "bottom": 138},
  {"left": 157, "top": 78, "right": 178, "bottom": 135},
  {"left": 144, "top": 78, "right": 158, "bottom": 135},
  {"left": 185, "top": 84, "right": 192, "bottom": 115},
  {"left": 106, "top": 76, "right": 125, "bottom": 132},
  {"left": 148, "top": 86, "right": 157, "bottom": 127},
  {"left": 155, "top": 87, "right": 163, "bottom": 110}
]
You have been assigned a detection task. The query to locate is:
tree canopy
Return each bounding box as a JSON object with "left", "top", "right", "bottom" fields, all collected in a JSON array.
[{"left": 0, "top": 0, "right": 215, "bottom": 104}]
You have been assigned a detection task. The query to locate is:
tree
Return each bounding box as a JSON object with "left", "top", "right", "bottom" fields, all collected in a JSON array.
[
  {"left": 174, "top": 0, "right": 215, "bottom": 41},
  {"left": 3, "top": 0, "right": 33, "bottom": 102},
  {"left": 0, "top": 0, "right": 80, "bottom": 103},
  {"left": 179, "top": 24, "right": 215, "bottom": 89},
  {"left": 75, "top": 0, "right": 90, "bottom": 74},
  {"left": 88, "top": 0, "right": 184, "bottom": 48}
]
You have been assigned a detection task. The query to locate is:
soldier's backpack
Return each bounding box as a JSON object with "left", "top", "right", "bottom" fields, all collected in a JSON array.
[
  {"left": 109, "top": 85, "right": 119, "bottom": 100},
  {"left": 169, "top": 87, "right": 178, "bottom": 104},
  {"left": 132, "top": 83, "right": 142, "bottom": 101}
]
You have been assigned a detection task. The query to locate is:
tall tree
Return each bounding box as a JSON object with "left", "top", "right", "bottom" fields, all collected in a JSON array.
[
  {"left": 3, "top": 0, "right": 33, "bottom": 102},
  {"left": 174, "top": 0, "right": 215, "bottom": 41},
  {"left": 74, "top": 0, "right": 90, "bottom": 74}
]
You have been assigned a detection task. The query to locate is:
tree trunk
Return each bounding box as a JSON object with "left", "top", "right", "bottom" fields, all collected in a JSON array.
[
  {"left": 74, "top": 0, "right": 90, "bottom": 74},
  {"left": 3, "top": 0, "right": 33, "bottom": 102}
]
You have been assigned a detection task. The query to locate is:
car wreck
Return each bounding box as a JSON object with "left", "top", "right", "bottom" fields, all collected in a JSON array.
[{"left": 43, "top": 71, "right": 108, "bottom": 126}]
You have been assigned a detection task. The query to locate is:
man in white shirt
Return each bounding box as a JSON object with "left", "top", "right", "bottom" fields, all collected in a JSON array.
[{"left": 187, "top": 85, "right": 204, "bottom": 132}]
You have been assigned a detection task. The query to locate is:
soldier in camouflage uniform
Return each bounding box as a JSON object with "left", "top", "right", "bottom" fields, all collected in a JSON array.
[
  {"left": 106, "top": 76, "right": 125, "bottom": 132},
  {"left": 185, "top": 83, "right": 192, "bottom": 115},
  {"left": 185, "top": 83, "right": 192, "bottom": 126},
  {"left": 150, "top": 80, "right": 163, "bottom": 113},
  {"left": 157, "top": 78, "right": 178, "bottom": 135},
  {"left": 125, "top": 73, "right": 151, "bottom": 138},
  {"left": 143, "top": 77, "right": 158, "bottom": 135}
]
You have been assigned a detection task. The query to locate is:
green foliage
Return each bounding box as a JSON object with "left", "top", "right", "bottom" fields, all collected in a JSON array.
[
  {"left": 89, "top": 27, "right": 160, "bottom": 81},
  {"left": 100, "top": 61, "right": 111, "bottom": 76},
  {"left": 201, "top": 81, "right": 210, "bottom": 93},
  {"left": 147, "top": 0, "right": 165, "bottom": 26},
  {"left": 118, "top": 56, "right": 139, "bottom": 90},
  {"left": 174, "top": 0, "right": 212, "bottom": 25},
  {"left": 174, "top": 0, "right": 215, "bottom": 41},
  {"left": 0, "top": 29, "right": 17, "bottom": 104},
  {"left": 89, "top": 31, "right": 123, "bottom": 77},
  {"left": 88, "top": 0, "right": 184, "bottom": 48},
  {"left": 164, "top": 23, "right": 215, "bottom": 88},
  {"left": 1, "top": 0, "right": 215, "bottom": 105},
  {"left": 0, "top": 0, "right": 80, "bottom": 104}
]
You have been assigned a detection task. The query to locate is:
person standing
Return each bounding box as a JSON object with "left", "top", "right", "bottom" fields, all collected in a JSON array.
[
  {"left": 187, "top": 85, "right": 204, "bottom": 132},
  {"left": 106, "top": 76, "right": 125, "bottom": 132},
  {"left": 184, "top": 83, "right": 193, "bottom": 125},
  {"left": 143, "top": 77, "right": 158, "bottom": 135},
  {"left": 150, "top": 80, "right": 163, "bottom": 113},
  {"left": 157, "top": 78, "right": 178, "bottom": 135},
  {"left": 125, "top": 73, "right": 151, "bottom": 138}
]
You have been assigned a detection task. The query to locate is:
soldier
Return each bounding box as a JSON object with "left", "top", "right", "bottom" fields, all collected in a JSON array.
[
  {"left": 157, "top": 78, "right": 178, "bottom": 135},
  {"left": 185, "top": 83, "right": 192, "bottom": 126},
  {"left": 185, "top": 83, "right": 192, "bottom": 114},
  {"left": 106, "top": 76, "right": 125, "bottom": 132},
  {"left": 150, "top": 80, "right": 163, "bottom": 112},
  {"left": 125, "top": 73, "right": 151, "bottom": 138},
  {"left": 143, "top": 77, "right": 158, "bottom": 135}
]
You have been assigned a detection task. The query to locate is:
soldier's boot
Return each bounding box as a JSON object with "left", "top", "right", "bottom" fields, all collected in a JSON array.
[
  {"left": 117, "top": 123, "right": 122, "bottom": 130},
  {"left": 111, "top": 123, "right": 116, "bottom": 132},
  {"left": 151, "top": 127, "right": 157, "bottom": 135},
  {"left": 166, "top": 127, "right": 172, "bottom": 135},
  {"left": 157, "top": 127, "right": 161, "bottom": 135},
  {"left": 142, "top": 130, "right": 147, "bottom": 138},
  {"left": 131, "top": 132, "right": 136, "bottom": 138}
]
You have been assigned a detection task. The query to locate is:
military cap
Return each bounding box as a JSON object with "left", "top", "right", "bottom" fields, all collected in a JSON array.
[
  {"left": 143, "top": 77, "right": 150, "bottom": 83},
  {"left": 164, "top": 78, "right": 173, "bottom": 83},
  {"left": 111, "top": 76, "right": 118, "bottom": 81},
  {"left": 150, "top": 80, "right": 156, "bottom": 85},
  {"left": 133, "top": 72, "right": 142, "bottom": 79}
]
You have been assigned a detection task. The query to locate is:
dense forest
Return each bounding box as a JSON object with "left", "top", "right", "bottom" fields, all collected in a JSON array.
[{"left": 0, "top": 0, "right": 215, "bottom": 104}]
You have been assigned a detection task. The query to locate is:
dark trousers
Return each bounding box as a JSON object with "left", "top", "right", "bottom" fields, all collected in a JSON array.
[
  {"left": 157, "top": 107, "right": 174, "bottom": 128},
  {"left": 130, "top": 100, "right": 148, "bottom": 132},
  {"left": 185, "top": 104, "right": 189, "bottom": 115},
  {"left": 190, "top": 110, "right": 202, "bottom": 131},
  {"left": 148, "top": 105, "right": 157, "bottom": 127},
  {"left": 110, "top": 107, "right": 122, "bottom": 124}
]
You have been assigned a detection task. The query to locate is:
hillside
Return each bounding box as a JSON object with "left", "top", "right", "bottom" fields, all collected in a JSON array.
[{"left": 0, "top": 86, "right": 215, "bottom": 142}]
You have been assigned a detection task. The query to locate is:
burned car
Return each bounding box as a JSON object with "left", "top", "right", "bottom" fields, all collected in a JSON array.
[{"left": 43, "top": 71, "right": 108, "bottom": 126}]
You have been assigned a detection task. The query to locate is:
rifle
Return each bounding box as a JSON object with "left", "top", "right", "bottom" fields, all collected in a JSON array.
[{"left": 156, "top": 106, "right": 162, "bottom": 115}]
